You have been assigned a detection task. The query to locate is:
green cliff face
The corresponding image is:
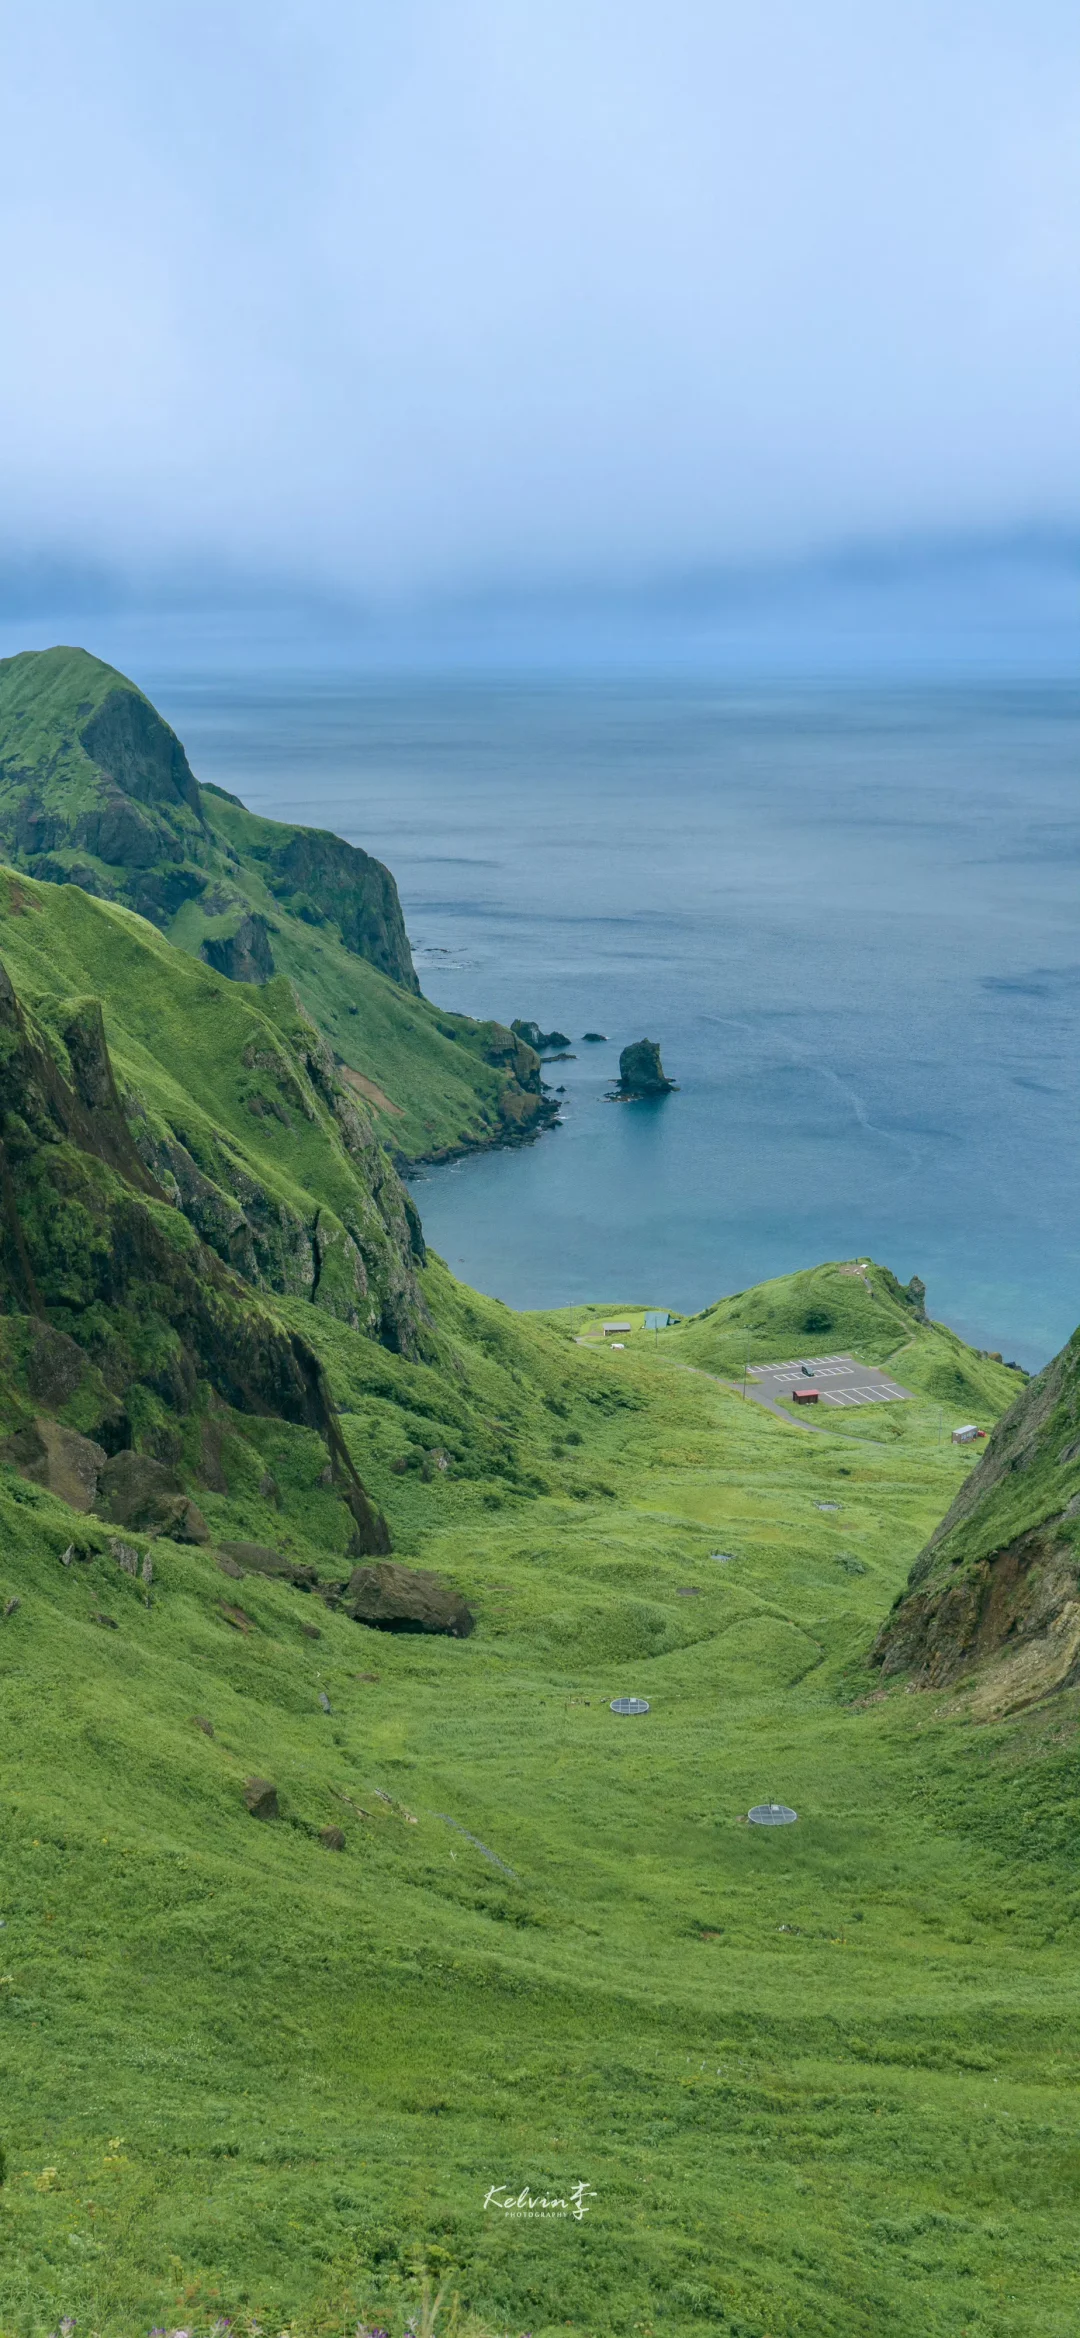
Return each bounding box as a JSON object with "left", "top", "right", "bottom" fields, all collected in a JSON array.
[
  {"left": 0, "top": 647, "right": 551, "bottom": 1161},
  {"left": 873, "top": 1322, "right": 1080, "bottom": 1710}
]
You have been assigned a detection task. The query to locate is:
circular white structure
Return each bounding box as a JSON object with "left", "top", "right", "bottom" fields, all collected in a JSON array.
[
  {"left": 610, "top": 1696, "right": 650, "bottom": 1716},
  {"left": 748, "top": 1801, "right": 797, "bottom": 1826}
]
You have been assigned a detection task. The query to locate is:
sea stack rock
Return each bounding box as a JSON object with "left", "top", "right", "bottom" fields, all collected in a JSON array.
[{"left": 616, "top": 1039, "right": 674, "bottom": 1097}]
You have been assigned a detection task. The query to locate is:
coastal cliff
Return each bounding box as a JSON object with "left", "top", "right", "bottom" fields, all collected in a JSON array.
[{"left": 0, "top": 647, "right": 552, "bottom": 1161}]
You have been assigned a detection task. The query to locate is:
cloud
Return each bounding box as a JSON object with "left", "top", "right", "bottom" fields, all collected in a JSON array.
[{"left": 1, "top": 0, "right": 1078, "bottom": 599}]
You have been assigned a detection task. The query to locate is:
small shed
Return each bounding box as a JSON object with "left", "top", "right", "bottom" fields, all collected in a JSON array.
[
  {"left": 603, "top": 1321, "right": 632, "bottom": 1337},
  {"left": 792, "top": 1386, "right": 819, "bottom": 1405}
]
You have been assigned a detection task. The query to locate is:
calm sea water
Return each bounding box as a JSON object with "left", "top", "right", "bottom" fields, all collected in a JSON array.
[{"left": 151, "top": 675, "right": 1080, "bottom": 1369}]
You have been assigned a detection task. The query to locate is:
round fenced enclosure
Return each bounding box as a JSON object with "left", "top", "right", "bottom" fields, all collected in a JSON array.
[
  {"left": 748, "top": 1801, "right": 798, "bottom": 1825},
  {"left": 610, "top": 1696, "right": 650, "bottom": 1716}
]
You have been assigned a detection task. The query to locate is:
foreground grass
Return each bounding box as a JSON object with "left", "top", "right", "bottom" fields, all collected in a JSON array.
[{"left": 1, "top": 1274, "right": 1078, "bottom": 2338}]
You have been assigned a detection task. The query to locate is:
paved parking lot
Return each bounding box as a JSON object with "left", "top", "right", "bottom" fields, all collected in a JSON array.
[{"left": 746, "top": 1353, "right": 912, "bottom": 1410}]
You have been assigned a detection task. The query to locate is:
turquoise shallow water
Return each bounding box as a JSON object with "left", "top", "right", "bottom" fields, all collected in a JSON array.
[{"left": 152, "top": 675, "right": 1080, "bottom": 1369}]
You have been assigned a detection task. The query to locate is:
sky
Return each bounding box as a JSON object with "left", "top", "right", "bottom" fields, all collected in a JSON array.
[{"left": 2, "top": 0, "right": 1079, "bottom": 640}]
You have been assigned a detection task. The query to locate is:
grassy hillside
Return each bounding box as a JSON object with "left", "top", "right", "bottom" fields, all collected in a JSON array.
[
  {"left": 0, "top": 879, "right": 1078, "bottom": 2334},
  {"left": 0, "top": 648, "right": 552, "bottom": 1163}
]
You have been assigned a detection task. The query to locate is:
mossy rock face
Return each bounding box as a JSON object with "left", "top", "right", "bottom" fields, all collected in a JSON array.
[
  {"left": 874, "top": 1325, "right": 1080, "bottom": 1703},
  {"left": 0, "top": 1417, "right": 105, "bottom": 1511}
]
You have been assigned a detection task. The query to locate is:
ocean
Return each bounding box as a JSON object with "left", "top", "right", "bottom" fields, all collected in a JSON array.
[{"left": 150, "top": 673, "right": 1080, "bottom": 1370}]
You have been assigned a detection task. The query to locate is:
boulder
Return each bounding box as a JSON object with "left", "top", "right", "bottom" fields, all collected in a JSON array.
[
  {"left": 616, "top": 1038, "right": 674, "bottom": 1096},
  {"left": 243, "top": 1777, "right": 278, "bottom": 1820},
  {"left": 345, "top": 1560, "right": 474, "bottom": 1638},
  {"left": 93, "top": 1451, "right": 209, "bottom": 1543},
  {"left": 582, "top": 1031, "right": 608, "bottom": 1042},
  {"left": 191, "top": 1716, "right": 215, "bottom": 1738},
  {"left": 319, "top": 1825, "right": 346, "bottom": 1852},
  {"left": 217, "top": 1539, "right": 320, "bottom": 1589},
  {"left": 0, "top": 1418, "right": 106, "bottom": 1512}
]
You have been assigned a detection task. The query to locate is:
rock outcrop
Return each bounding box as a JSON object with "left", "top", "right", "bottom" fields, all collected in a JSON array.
[{"left": 512, "top": 1020, "right": 571, "bottom": 1052}]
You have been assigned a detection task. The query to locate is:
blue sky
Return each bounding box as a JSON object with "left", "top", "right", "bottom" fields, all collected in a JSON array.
[{"left": 2, "top": 1, "right": 1078, "bottom": 650}]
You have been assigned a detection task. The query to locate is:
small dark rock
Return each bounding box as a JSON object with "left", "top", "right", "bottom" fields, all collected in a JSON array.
[
  {"left": 192, "top": 1715, "right": 215, "bottom": 1737},
  {"left": 216, "top": 1551, "right": 246, "bottom": 1579},
  {"left": 111, "top": 1539, "right": 140, "bottom": 1576},
  {"left": 301, "top": 1621, "right": 322, "bottom": 1639},
  {"left": 318, "top": 1690, "right": 332, "bottom": 1712},
  {"left": 91, "top": 1611, "right": 118, "bottom": 1629},
  {"left": 3, "top": 1597, "right": 20, "bottom": 1618},
  {"left": 319, "top": 1824, "right": 346, "bottom": 1851},
  {"left": 243, "top": 1776, "right": 278, "bottom": 1819},
  {"left": 582, "top": 1031, "right": 607, "bottom": 1042}
]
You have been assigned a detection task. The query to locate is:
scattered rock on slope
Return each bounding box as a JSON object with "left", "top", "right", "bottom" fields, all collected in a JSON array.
[
  {"left": 217, "top": 1540, "right": 321, "bottom": 1588},
  {"left": 345, "top": 1560, "right": 474, "bottom": 1637}
]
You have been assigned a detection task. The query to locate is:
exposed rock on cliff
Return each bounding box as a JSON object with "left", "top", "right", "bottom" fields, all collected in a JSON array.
[
  {"left": 0, "top": 947, "right": 392, "bottom": 1554},
  {"left": 872, "top": 1325, "right": 1080, "bottom": 1713},
  {"left": 264, "top": 826, "right": 418, "bottom": 993},
  {"left": 201, "top": 912, "right": 276, "bottom": 986}
]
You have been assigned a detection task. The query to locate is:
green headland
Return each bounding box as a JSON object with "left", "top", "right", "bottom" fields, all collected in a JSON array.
[{"left": 0, "top": 653, "right": 1077, "bottom": 2338}]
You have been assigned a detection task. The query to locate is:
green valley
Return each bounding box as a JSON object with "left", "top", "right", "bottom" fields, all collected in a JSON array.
[{"left": 0, "top": 679, "right": 1077, "bottom": 2338}]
